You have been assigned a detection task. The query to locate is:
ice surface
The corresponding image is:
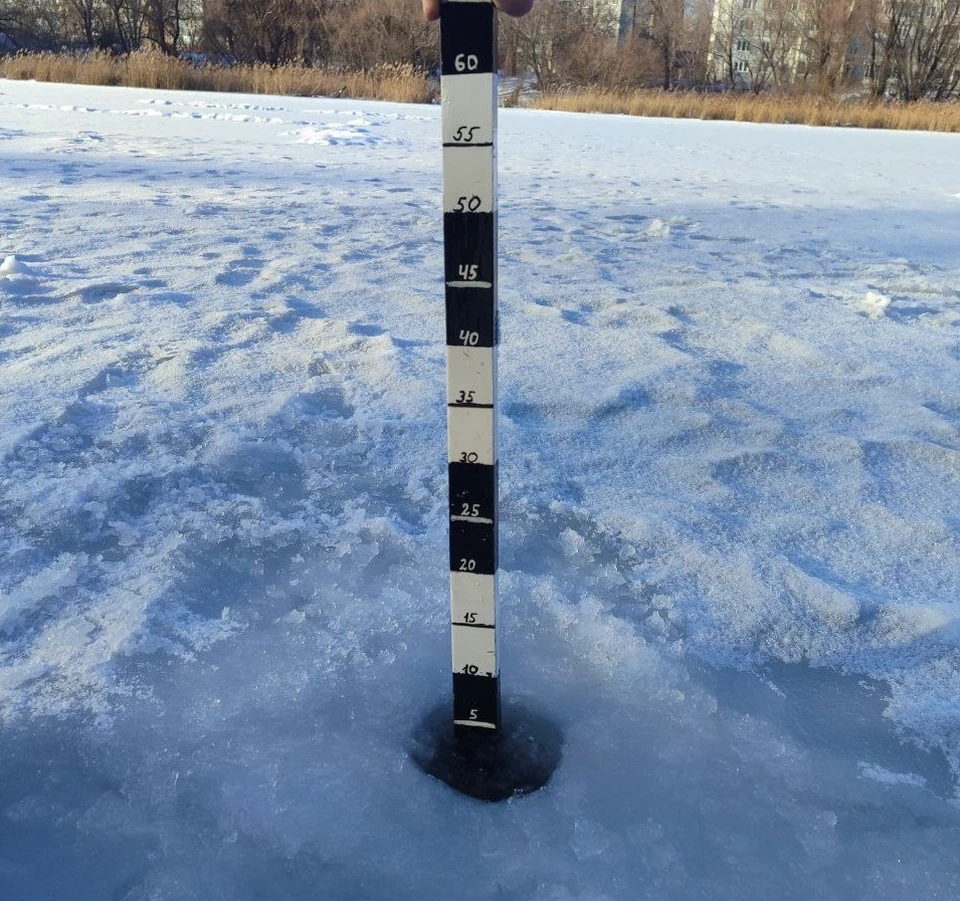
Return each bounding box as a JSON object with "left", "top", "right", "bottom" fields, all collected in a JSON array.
[
  {"left": 1, "top": 80, "right": 959, "bottom": 899},
  {"left": 861, "top": 290, "right": 892, "bottom": 318},
  {"left": 0, "top": 254, "right": 33, "bottom": 276}
]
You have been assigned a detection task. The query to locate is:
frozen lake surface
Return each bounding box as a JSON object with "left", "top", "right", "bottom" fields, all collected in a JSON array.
[{"left": 1, "top": 80, "right": 959, "bottom": 899}]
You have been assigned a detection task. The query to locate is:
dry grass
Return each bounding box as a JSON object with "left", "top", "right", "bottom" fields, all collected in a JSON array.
[
  {"left": 0, "top": 49, "right": 437, "bottom": 104},
  {"left": 4, "top": 51, "right": 960, "bottom": 132},
  {"left": 535, "top": 89, "right": 960, "bottom": 134}
]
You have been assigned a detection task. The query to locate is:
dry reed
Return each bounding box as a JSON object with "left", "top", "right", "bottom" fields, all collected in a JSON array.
[
  {"left": 534, "top": 89, "right": 960, "bottom": 134},
  {"left": 0, "top": 49, "right": 437, "bottom": 104},
  {"left": 4, "top": 51, "right": 960, "bottom": 132}
]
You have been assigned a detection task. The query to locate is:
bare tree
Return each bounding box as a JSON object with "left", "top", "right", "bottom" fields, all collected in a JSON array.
[
  {"left": 708, "top": 0, "right": 751, "bottom": 86},
  {"left": 0, "top": 0, "right": 26, "bottom": 46},
  {"left": 2, "top": 0, "right": 66, "bottom": 48},
  {"left": 797, "top": 0, "right": 864, "bottom": 93},
  {"left": 205, "top": 0, "right": 300, "bottom": 63},
  {"left": 101, "top": 0, "right": 148, "bottom": 51},
  {"left": 63, "top": 0, "right": 101, "bottom": 47},
  {"left": 684, "top": 0, "right": 717, "bottom": 86},
  {"left": 710, "top": 0, "right": 861, "bottom": 91},
  {"left": 633, "top": 0, "right": 686, "bottom": 87},
  {"left": 327, "top": 0, "right": 436, "bottom": 70},
  {"left": 500, "top": 0, "right": 618, "bottom": 90},
  {"left": 748, "top": 0, "right": 807, "bottom": 90},
  {"left": 144, "top": 0, "right": 204, "bottom": 52},
  {"left": 870, "top": 0, "right": 960, "bottom": 99}
]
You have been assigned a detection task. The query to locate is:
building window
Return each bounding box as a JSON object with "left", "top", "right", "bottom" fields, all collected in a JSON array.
[
  {"left": 735, "top": 38, "right": 750, "bottom": 51},
  {"left": 741, "top": 0, "right": 757, "bottom": 9},
  {"left": 733, "top": 60, "right": 749, "bottom": 72}
]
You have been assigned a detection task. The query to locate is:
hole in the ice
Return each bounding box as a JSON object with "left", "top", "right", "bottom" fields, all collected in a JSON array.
[{"left": 410, "top": 699, "right": 563, "bottom": 803}]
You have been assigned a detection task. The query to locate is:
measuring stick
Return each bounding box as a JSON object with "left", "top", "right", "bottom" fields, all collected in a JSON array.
[{"left": 441, "top": 0, "right": 501, "bottom": 735}]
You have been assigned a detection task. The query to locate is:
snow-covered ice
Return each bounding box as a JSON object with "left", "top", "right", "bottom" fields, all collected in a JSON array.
[{"left": 1, "top": 80, "right": 959, "bottom": 899}]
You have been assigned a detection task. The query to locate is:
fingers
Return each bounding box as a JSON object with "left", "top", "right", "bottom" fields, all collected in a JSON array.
[{"left": 423, "top": 0, "right": 440, "bottom": 20}]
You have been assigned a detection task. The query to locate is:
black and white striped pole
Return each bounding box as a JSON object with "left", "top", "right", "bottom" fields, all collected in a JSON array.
[
  {"left": 412, "top": 0, "right": 561, "bottom": 802},
  {"left": 441, "top": 0, "right": 501, "bottom": 737}
]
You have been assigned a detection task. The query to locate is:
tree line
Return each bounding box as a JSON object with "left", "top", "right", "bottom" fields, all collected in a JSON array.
[
  {"left": 704, "top": 0, "right": 960, "bottom": 100},
  {"left": 1, "top": 0, "right": 957, "bottom": 100},
  {"left": 0, "top": 0, "right": 438, "bottom": 63}
]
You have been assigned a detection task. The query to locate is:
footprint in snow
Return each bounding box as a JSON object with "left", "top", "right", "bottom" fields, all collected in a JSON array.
[{"left": 215, "top": 257, "right": 266, "bottom": 287}]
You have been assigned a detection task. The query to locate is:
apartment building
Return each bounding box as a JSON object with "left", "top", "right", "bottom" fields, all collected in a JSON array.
[{"left": 707, "top": 0, "right": 807, "bottom": 87}]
